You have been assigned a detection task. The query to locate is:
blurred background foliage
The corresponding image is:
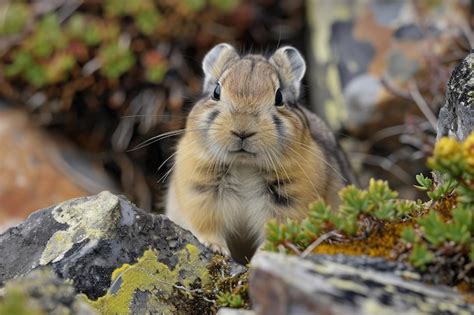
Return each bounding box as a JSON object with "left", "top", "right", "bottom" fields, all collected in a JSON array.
[
  {"left": 0, "top": 0, "right": 471, "bottom": 215},
  {"left": 0, "top": 0, "right": 306, "bottom": 213}
]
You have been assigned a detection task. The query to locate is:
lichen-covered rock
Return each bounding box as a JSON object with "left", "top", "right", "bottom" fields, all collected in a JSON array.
[
  {"left": 437, "top": 52, "right": 474, "bottom": 142},
  {"left": 0, "top": 191, "right": 246, "bottom": 314},
  {"left": 217, "top": 308, "right": 256, "bottom": 315},
  {"left": 249, "top": 252, "right": 474, "bottom": 315},
  {"left": 0, "top": 268, "right": 96, "bottom": 315}
]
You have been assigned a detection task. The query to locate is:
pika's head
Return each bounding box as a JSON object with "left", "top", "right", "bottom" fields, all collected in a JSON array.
[{"left": 187, "top": 43, "right": 308, "bottom": 168}]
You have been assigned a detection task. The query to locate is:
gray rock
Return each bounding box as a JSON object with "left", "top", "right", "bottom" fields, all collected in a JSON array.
[
  {"left": 217, "top": 308, "right": 256, "bottom": 315},
  {"left": 0, "top": 191, "right": 246, "bottom": 314},
  {"left": 0, "top": 268, "right": 97, "bottom": 315},
  {"left": 249, "top": 252, "right": 474, "bottom": 315},
  {"left": 437, "top": 52, "right": 473, "bottom": 141}
]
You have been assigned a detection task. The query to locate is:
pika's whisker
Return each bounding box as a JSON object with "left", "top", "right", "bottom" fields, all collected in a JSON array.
[{"left": 128, "top": 128, "right": 217, "bottom": 152}]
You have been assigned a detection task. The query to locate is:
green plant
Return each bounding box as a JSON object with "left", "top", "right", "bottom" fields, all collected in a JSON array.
[
  {"left": 99, "top": 42, "right": 136, "bottom": 79},
  {"left": 143, "top": 51, "right": 168, "bottom": 84},
  {"left": 403, "top": 133, "right": 474, "bottom": 270},
  {"left": 264, "top": 131, "right": 474, "bottom": 287},
  {"left": 0, "top": 3, "right": 31, "bottom": 36},
  {"left": 409, "top": 244, "right": 434, "bottom": 270},
  {"left": 216, "top": 292, "right": 244, "bottom": 308},
  {"left": 27, "top": 14, "right": 66, "bottom": 58},
  {"left": 0, "top": 288, "right": 42, "bottom": 315},
  {"left": 264, "top": 179, "right": 417, "bottom": 253}
]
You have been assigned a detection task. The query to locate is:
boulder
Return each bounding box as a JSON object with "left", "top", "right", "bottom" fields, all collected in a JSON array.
[
  {"left": 249, "top": 252, "right": 474, "bottom": 315},
  {"left": 437, "top": 52, "right": 474, "bottom": 142},
  {"left": 0, "top": 191, "right": 246, "bottom": 314},
  {"left": 217, "top": 308, "right": 256, "bottom": 315}
]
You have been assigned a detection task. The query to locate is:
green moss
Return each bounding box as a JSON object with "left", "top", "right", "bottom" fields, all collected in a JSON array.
[
  {"left": 207, "top": 255, "right": 249, "bottom": 310},
  {"left": 0, "top": 269, "right": 96, "bottom": 315},
  {"left": 0, "top": 289, "right": 43, "bottom": 315},
  {"left": 84, "top": 244, "right": 212, "bottom": 314}
]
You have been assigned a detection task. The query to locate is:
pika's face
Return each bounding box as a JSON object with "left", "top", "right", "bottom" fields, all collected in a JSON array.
[{"left": 188, "top": 44, "right": 307, "bottom": 168}]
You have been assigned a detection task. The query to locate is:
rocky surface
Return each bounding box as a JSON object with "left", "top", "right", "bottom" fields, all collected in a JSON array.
[
  {"left": 437, "top": 52, "right": 474, "bottom": 142},
  {"left": 0, "top": 268, "right": 97, "bottom": 315},
  {"left": 2, "top": 191, "right": 473, "bottom": 314},
  {"left": 0, "top": 191, "right": 246, "bottom": 314},
  {"left": 217, "top": 308, "right": 256, "bottom": 315},
  {"left": 249, "top": 252, "right": 474, "bottom": 315}
]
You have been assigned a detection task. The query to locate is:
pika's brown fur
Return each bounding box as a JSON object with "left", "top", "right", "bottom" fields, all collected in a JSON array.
[{"left": 166, "top": 44, "right": 355, "bottom": 263}]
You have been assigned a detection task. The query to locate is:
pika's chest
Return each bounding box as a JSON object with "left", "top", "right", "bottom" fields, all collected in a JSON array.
[{"left": 214, "top": 168, "right": 270, "bottom": 213}]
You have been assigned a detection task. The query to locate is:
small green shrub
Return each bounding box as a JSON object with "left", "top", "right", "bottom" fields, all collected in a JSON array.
[
  {"left": 216, "top": 292, "right": 244, "bottom": 308},
  {"left": 264, "top": 131, "right": 474, "bottom": 286},
  {"left": 0, "top": 289, "right": 42, "bottom": 315},
  {"left": 1, "top": 0, "right": 241, "bottom": 89},
  {"left": 264, "top": 179, "right": 417, "bottom": 253},
  {"left": 0, "top": 3, "right": 31, "bottom": 36},
  {"left": 402, "top": 133, "right": 474, "bottom": 270}
]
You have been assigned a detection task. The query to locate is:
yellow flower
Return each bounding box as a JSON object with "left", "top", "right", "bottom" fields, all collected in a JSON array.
[
  {"left": 462, "top": 131, "right": 474, "bottom": 167},
  {"left": 433, "top": 137, "right": 461, "bottom": 159}
]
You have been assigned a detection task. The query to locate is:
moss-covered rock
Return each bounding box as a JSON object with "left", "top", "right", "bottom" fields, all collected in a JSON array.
[
  {"left": 0, "top": 268, "right": 96, "bottom": 315},
  {"left": 0, "top": 192, "right": 246, "bottom": 314}
]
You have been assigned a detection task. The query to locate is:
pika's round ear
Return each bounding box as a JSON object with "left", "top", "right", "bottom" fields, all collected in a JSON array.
[
  {"left": 202, "top": 43, "right": 238, "bottom": 92},
  {"left": 269, "top": 46, "right": 306, "bottom": 97}
]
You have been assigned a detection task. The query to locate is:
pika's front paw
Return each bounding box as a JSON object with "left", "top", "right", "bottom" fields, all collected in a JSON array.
[{"left": 202, "top": 241, "right": 231, "bottom": 256}]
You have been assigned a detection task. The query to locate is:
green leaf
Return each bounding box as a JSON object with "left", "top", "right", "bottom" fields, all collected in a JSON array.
[
  {"left": 414, "top": 173, "right": 433, "bottom": 191},
  {"left": 24, "top": 63, "right": 47, "bottom": 87},
  {"left": 418, "top": 212, "right": 447, "bottom": 246},
  {"left": 211, "top": 0, "right": 240, "bottom": 12},
  {"left": 0, "top": 3, "right": 31, "bottom": 35},
  {"left": 27, "top": 13, "right": 65, "bottom": 58},
  {"left": 373, "top": 201, "right": 397, "bottom": 220},
  {"left": 145, "top": 63, "right": 167, "bottom": 83},
  {"left": 135, "top": 9, "right": 161, "bottom": 35},
  {"left": 409, "top": 244, "right": 433, "bottom": 270},
  {"left": 368, "top": 179, "right": 398, "bottom": 203},
  {"left": 5, "top": 51, "right": 34, "bottom": 77},
  {"left": 67, "top": 15, "right": 102, "bottom": 46},
  {"left": 183, "top": 0, "right": 206, "bottom": 11},
  {"left": 99, "top": 42, "right": 135, "bottom": 79},
  {"left": 401, "top": 227, "right": 417, "bottom": 244}
]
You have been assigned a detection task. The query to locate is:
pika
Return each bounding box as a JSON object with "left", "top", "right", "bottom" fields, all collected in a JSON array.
[{"left": 166, "top": 44, "right": 355, "bottom": 263}]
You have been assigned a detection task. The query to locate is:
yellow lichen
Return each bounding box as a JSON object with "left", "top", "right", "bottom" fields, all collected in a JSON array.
[
  {"left": 83, "top": 244, "right": 211, "bottom": 315},
  {"left": 0, "top": 288, "right": 44, "bottom": 315},
  {"left": 313, "top": 221, "right": 411, "bottom": 259},
  {"left": 40, "top": 191, "right": 120, "bottom": 265}
]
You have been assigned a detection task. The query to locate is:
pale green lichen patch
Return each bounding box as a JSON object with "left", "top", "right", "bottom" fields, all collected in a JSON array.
[
  {"left": 40, "top": 191, "right": 120, "bottom": 265},
  {"left": 84, "top": 244, "right": 212, "bottom": 314}
]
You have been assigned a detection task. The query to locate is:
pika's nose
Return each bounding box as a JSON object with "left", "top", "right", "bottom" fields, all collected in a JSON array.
[{"left": 231, "top": 131, "right": 256, "bottom": 140}]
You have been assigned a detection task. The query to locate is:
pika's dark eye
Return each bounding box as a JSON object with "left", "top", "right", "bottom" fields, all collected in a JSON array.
[
  {"left": 212, "top": 83, "right": 221, "bottom": 101},
  {"left": 275, "top": 88, "right": 283, "bottom": 107}
]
